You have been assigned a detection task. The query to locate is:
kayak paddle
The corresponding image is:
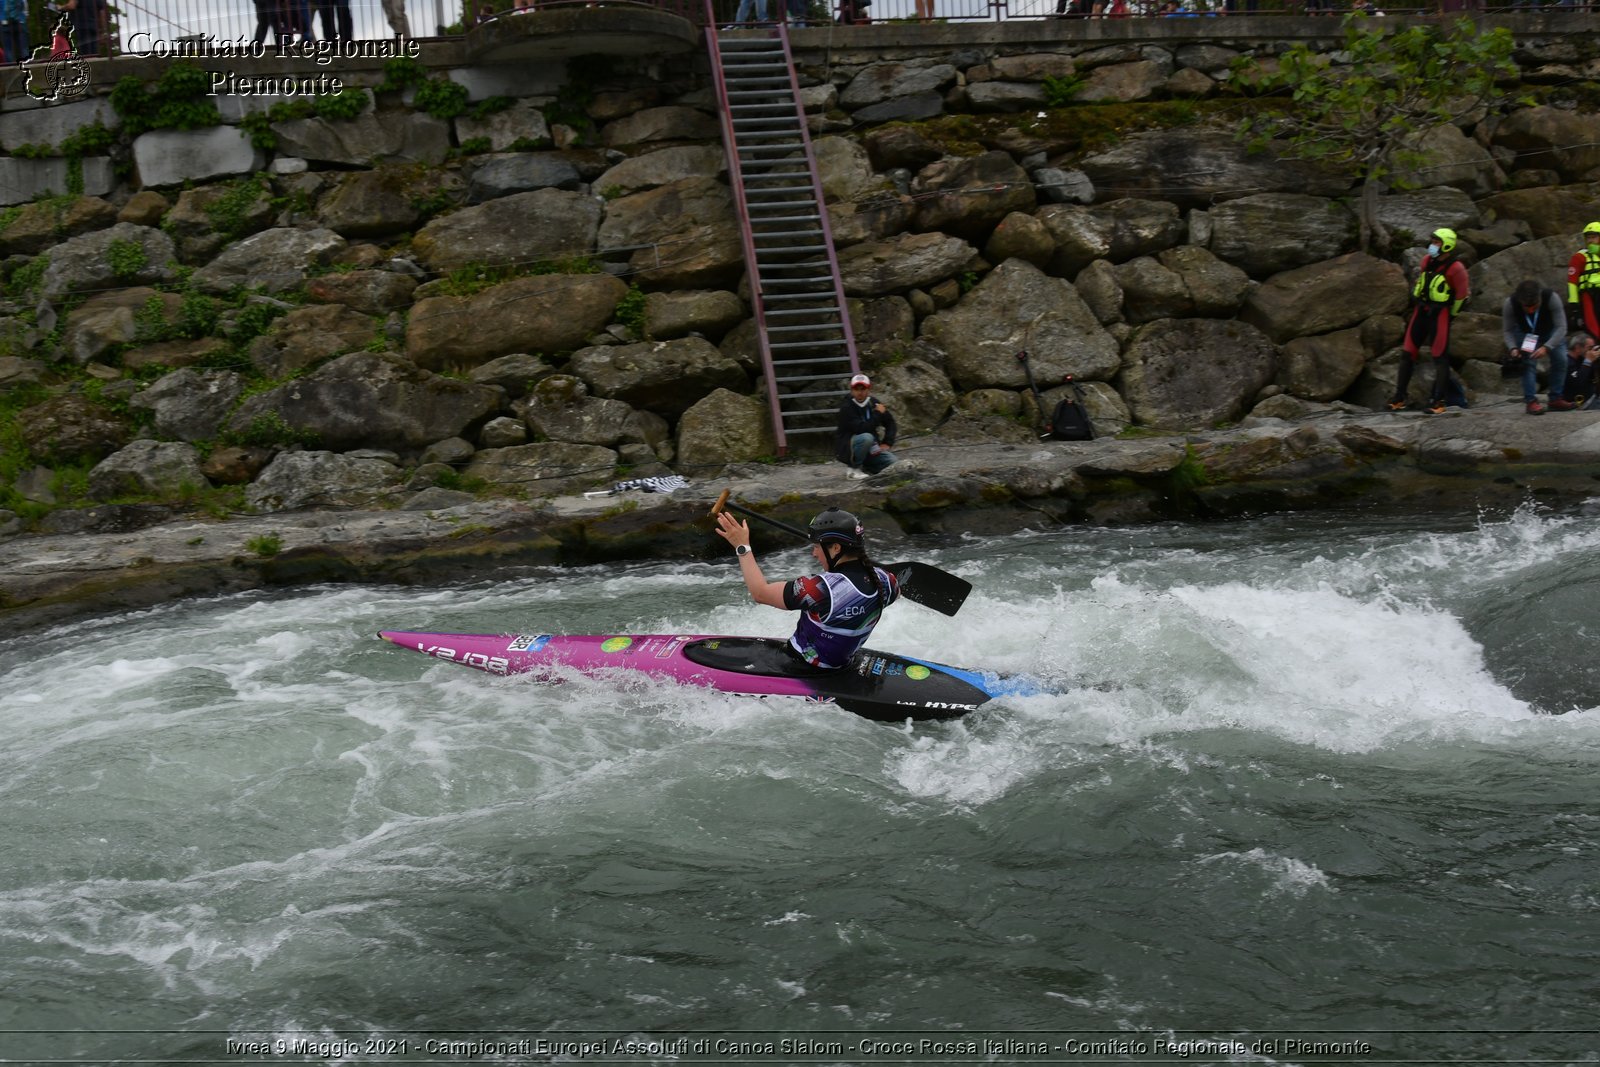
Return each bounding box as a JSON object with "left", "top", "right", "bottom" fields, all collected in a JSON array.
[{"left": 709, "top": 490, "right": 972, "bottom": 617}]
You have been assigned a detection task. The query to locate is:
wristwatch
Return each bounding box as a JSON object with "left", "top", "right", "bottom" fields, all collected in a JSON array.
[{"left": 735, "top": 544, "right": 751, "bottom": 557}]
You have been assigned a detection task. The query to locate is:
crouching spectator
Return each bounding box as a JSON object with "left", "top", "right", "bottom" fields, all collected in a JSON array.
[
  {"left": 1503, "top": 279, "right": 1573, "bottom": 415},
  {"left": 836, "top": 373, "right": 897, "bottom": 478}
]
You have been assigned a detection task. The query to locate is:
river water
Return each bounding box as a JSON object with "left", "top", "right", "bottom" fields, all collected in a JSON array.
[{"left": 2, "top": 504, "right": 1598, "bottom": 1065}]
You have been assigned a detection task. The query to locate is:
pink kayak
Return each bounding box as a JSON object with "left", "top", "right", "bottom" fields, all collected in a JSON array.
[{"left": 378, "top": 630, "right": 1045, "bottom": 721}]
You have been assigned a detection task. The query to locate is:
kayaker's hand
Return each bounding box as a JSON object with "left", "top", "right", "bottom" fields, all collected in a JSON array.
[{"left": 715, "top": 511, "right": 750, "bottom": 549}]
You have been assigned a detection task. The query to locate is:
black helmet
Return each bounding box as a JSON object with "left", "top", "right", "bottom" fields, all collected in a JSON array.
[{"left": 807, "top": 508, "right": 864, "bottom": 552}]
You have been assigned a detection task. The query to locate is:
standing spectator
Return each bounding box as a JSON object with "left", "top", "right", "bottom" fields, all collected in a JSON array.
[
  {"left": 314, "top": 0, "right": 353, "bottom": 39},
  {"left": 381, "top": 0, "right": 410, "bottom": 35},
  {"left": 1, "top": 0, "right": 28, "bottom": 65},
  {"left": 1501, "top": 279, "right": 1572, "bottom": 416},
  {"left": 727, "top": 0, "right": 767, "bottom": 25},
  {"left": 835, "top": 373, "right": 897, "bottom": 477},
  {"left": 914, "top": 0, "right": 933, "bottom": 18},
  {"left": 1388, "top": 228, "right": 1470, "bottom": 415},
  {"left": 251, "top": 0, "right": 287, "bottom": 46},
  {"left": 1565, "top": 221, "right": 1600, "bottom": 335},
  {"left": 69, "top": 0, "right": 99, "bottom": 55},
  {"left": 283, "top": 0, "right": 313, "bottom": 42},
  {"left": 786, "top": 0, "right": 808, "bottom": 26}
]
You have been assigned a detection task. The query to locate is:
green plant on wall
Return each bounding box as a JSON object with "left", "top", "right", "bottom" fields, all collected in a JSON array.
[
  {"left": 109, "top": 63, "right": 223, "bottom": 137},
  {"left": 106, "top": 238, "right": 148, "bottom": 279}
]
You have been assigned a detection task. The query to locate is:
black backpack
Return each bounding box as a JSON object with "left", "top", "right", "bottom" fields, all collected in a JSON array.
[{"left": 1047, "top": 395, "right": 1094, "bottom": 441}]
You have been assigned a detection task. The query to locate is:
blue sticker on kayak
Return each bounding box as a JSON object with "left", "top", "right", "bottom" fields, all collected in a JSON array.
[{"left": 507, "top": 634, "right": 552, "bottom": 653}]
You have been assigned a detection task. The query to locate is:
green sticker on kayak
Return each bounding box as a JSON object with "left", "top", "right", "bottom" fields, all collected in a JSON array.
[
  {"left": 905, "top": 664, "right": 931, "bottom": 680},
  {"left": 600, "top": 636, "right": 633, "bottom": 653}
]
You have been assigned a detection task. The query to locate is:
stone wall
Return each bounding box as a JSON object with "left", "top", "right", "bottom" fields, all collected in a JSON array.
[{"left": 2, "top": 13, "right": 1598, "bottom": 535}]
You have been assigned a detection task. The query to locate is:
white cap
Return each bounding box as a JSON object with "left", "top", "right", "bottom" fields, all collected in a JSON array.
[{"left": 849, "top": 373, "right": 871, "bottom": 387}]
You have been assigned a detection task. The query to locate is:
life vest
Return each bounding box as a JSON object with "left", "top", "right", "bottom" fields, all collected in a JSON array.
[
  {"left": 1576, "top": 249, "right": 1600, "bottom": 291},
  {"left": 1412, "top": 256, "right": 1457, "bottom": 305},
  {"left": 788, "top": 566, "right": 897, "bottom": 668}
]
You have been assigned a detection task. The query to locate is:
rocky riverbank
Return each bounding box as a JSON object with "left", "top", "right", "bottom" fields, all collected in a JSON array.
[{"left": 4, "top": 399, "right": 1596, "bottom": 633}]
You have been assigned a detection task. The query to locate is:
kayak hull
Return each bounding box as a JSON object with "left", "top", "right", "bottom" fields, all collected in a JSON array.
[{"left": 378, "top": 630, "right": 1042, "bottom": 721}]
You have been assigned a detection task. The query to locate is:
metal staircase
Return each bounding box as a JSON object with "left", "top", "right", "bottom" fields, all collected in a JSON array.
[{"left": 705, "top": 19, "right": 858, "bottom": 455}]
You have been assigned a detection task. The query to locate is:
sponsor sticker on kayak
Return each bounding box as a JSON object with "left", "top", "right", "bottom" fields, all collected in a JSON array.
[
  {"left": 600, "top": 636, "right": 634, "bottom": 653},
  {"left": 905, "top": 664, "right": 931, "bottom": 681},
  {"left": 507, "top": 634, "right": 552, "bottom": 653}
]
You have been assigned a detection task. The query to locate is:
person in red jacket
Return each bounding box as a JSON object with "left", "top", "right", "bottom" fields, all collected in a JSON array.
[
  {"left": 1388, "top": 228, "right": 1470, "bottom": 415},
  {"left": 1565, "top": 221, "right": 1600, "bottom": 335}
]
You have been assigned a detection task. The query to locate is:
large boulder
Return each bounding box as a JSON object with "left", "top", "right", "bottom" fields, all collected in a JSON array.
[
  {"left": 838, "top": 231, "right": 977, "bottom": 297},
  {"left": 1078, "top": 128, "right": 1351, "bottom": 208},
  {"left": 88, "top": 440, "right": 210, "bottom": 501},
  {"left": 19, "top": 394, "right": 132, "bottom": 464},
  {"left": 411, "top": 188, "right": 601, "bottom": 272},
  {"left": 248, "top": 304, "right": 380, "bottom": 378},
  {"left": 271, "top": 111, "right": 451, "bottom": 167},
  {"left": 1036, "top": 199, "right": 1185, "bottom": 278},
  {"left": 1114, "top": 246, "right": 1249, "bottom": 324},
  {"left": 0, "top": 195, "right": 118, "bottom": 257},
  {"left": 643, "top": 290, "right": 745, "bottom": 341},
  {"left": 599, "top": 105, "right": 719, "bottom": 146},
  {"left": 1119, "top": 318, "right": 1279, "bottom": 429},
  {"left": 1192, "top": 193, "right": 1356, "bottom": 278},
  {"left": 920, "top": 258, "right": 1121, "bottom": 390},
  {"left": 129, "top": 369, "right": 248, "bottom": 442},
  {"left": 315, "top": 167, "right": 450, "bottom": 238},
  {"left": 1467, "top": 236, "right": 1572, "bottom": 311},
  {"left": 1477, "top": 184, "right": 1600, "bottom": 241},
  {"left": 131, "top": 127, "right": 266, "bottom": 188},
  {"left": 911, "top": 150, "right": 1036, "bottom": 242},
  {"left": 1372, "top": 187, "right": 1481, "bottom": 248},
  {"left": 1076, "top": 60, "right": 1169, "bottom": 103},
  {"left": 39, "top": 223, "right": 177, "bottom": 300},
  {"left": 828, "top": 194, "right": 916, "bottom": 248},
  {"left": 520, "top": 375, "right": 665, "bottom": 450},
  {"left": 1491, "top": 106, "right": 1600, "bottom": 182},
  {"left": 1158, "top": 245, "right": 1251, "bottom": 317},
  {"left": 226, "top": 352, "right": 504, "bottom": 452},
  {"left": 1241, "top": 253, "right": 1410, "bottom": 344},
  {"left": 304, "top": 269, "right": 419, "bottom": 317},
  {"left": 839, "top": 62, "right": 958, "bottom": 110},
  {"left": 465, "top": 153, "right": 584, "bottom": 204},
  {"left": 461, "top": 443, "right": 617, "bottom": 496},
  {"left": 1389, "top": 123, "right": 1504, "bottom": 199},
  {"left": 1277, "top": 327, "right": 1368, "bottom": 402},
  {"left": 245, "top": 450, "right": 404, "bottom": 511},
  {"left": 593, "top": 145, "right": 725, "bottom": 196},
  {"left": 815, "top": 136, "right": 883, "bottom": 204},
  {"left": 568, "top": 336, "right": 748, "bottom": 417},
  {"left": 674, "top": 389, "right": 776, "bottom": 467},
  {"left": 164, "top": 182, "right": 276, "bottom": 264},
  {"left": 190, "top": 227, "right": 347, "bottom": 295},
  {"left": 454, "top": 100, "right": 552, "bottom": 151},
  {"left": 597, "top": 176, "right": 743, "bottom": 289},
  {"left": 869, "top": 358, "right": 956, "bottom": 434},
  {"left": 1112, "top": 256, "right": 1189, "bottom": 325},
  {"left": 405, "top": 273, "right": 627, "bottom": 369}
]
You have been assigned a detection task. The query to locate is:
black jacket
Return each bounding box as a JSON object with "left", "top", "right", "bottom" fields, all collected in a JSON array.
[{"left": 834, "top": 395, "right": 897, "bottom": 464}]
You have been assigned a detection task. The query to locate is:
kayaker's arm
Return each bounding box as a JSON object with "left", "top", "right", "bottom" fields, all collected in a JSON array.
[{"left": 715, "top": 512, "right": 789, "bottom": 608}]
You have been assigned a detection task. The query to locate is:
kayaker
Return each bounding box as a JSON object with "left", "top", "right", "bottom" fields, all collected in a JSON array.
[{"left": 714, "top": 506, "right": 900, "bottom": 669}]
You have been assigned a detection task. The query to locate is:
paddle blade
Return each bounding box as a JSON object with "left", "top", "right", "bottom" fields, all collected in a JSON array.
[{"left": 884, "top": 562, "right": 971, "bottom": 617}]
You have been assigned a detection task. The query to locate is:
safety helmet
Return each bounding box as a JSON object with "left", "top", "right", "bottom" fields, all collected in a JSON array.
[
  {"left": 1584, "top": 221, "right": 1600, "bottom": 239},
  {"left": 1431, "top": 228, "right": 1457, "bottom": 255},
  {"left": 807, "top": 508, "right": 864, "bottom": 552}
]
